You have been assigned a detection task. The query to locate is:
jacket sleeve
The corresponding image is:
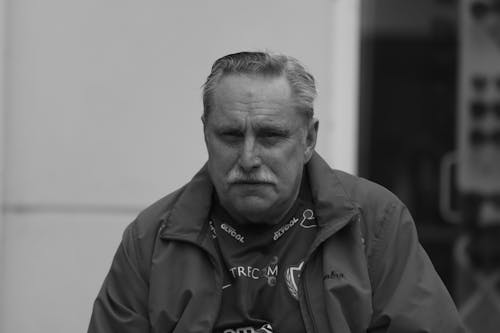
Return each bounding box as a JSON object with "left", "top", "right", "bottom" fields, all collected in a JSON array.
[
  {"left": 88, "top": 221, "right": 150, "bottom": 333},
  {"left": 368, "top": 202, "right": 467, "bottom": 333}
]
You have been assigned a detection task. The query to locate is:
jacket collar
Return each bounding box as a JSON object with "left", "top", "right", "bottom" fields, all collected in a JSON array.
[
  {"left": 160, "top": 152, "right": 357, "bottom": 241},
  {"left": 306, "top": 152, "right": 357, "bottom": 227}
]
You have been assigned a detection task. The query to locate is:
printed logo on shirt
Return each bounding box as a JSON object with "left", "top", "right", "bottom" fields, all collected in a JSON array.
[
  {"left": 299, "top": 209, "right": 316, "bottom": 229},
  {"left": 285, "top": 261, "right": 304, "bottom": 300},
  {"left": 273, "top": 216, "right": 300, "bottom": 241},
  {"left": 209, "top": 220, "right": 217, "bottom": 239},
  {"left": 220, "top": 223, "right": 245, "bottom": 243},
  {"left": 273, "top": 208, "right": 316, "bottom": 241},
  {"left": 223, "top": 324, "right": 273, "bottom": 333},
  {"left": 223, "top": 327, "right": 255, "bottom": 333},
  {"left": 323, "top": 269, "right": 345, "bottom": 281},
  {"left": 256, "top": 324, "right": 273, "bottom": 333},
  {"left": 229, "top": 256, "right": 278, "bottom": 286}
]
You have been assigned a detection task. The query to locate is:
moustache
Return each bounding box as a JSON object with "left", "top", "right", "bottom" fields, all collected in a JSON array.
[{"left": 227, "top": 168, "right": 276, "bottom": 184}]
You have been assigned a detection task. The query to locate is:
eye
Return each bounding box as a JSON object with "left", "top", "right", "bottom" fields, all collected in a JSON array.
[
  {"left": 259, "top": 130, "right": 287, "bottom": 145},
  {"left": 218, "top": 130, "right": 243, "bottom": 144},
  {"left": 266, "top": 131, "right": 284, "bottom": 138},
  {"left": 223, "top": 130, "right": 242, "bottom": 138}
]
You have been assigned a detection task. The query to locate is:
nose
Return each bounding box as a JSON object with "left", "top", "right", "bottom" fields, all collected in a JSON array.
[{"left": 238, "top": 136, "right": 261, "bottom": 172}]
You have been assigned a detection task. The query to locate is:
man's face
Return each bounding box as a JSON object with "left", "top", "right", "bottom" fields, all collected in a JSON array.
[{"left": 203, "top": 74, "right": 317, "bottom": 225}]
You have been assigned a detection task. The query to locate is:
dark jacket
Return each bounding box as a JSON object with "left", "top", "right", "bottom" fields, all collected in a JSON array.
[{"left": 88, "top": 153, "right": 466, "bottom": 332}]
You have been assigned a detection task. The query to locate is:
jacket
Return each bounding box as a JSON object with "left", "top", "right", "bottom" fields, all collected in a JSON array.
[{"left": 88, "top": 153, "right": 466, "bottom": 332}]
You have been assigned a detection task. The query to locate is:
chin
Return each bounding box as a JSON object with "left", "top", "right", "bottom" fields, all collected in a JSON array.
[
  {"left": 233, "top": 198, "right": 274, "bottom": 222},
  {"left": 236, "top": 197, "right": 271, "bottom": 212}
]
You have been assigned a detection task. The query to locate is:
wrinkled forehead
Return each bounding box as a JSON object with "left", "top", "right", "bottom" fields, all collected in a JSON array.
[
  {"left": 212, "top": 112, "right": 299, "bottom": 132},
  {"left": 214, "top": 74, "right": 291, "bottom": 102},
  {"left": 215, "top": 73, "right": 311, "bottom": 116}
]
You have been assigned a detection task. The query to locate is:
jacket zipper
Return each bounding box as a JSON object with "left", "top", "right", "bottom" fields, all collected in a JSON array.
[
  {"left": 160, "top": 230, "right": 224, "bottom": 332},
  {"left": 300, "top": 267, "right": 318, "bottom": 333},
  {"left": 299, "top": 211, "right": 359, "bottom": 333}
]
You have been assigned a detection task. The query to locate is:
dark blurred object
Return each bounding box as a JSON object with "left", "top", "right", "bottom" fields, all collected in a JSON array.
[
  {"left": 454, "top": 193, "right": 500, "bottom": 331},
  {"left": 470, "top": 0, "right": 500, "bottom": 46},
  {"left": 469, "top": 128, "right": 500, "bottom": 145},
  {"left": 462, "top": 194, "right": 500, "bottom": 271},
  {"left": 452, "top": 0, "right": 500, "bottom": 330},
  {"left": 359, "top": 0, "right": 459, "bottom": 293},
  {"left": 471, "top": 75, "right": 488, "bottom": 92},
  {"left": 470, "top": 100, "right": 487, "bottom": 118},
  {"left": 470, "top": 0, "right": 500, "bottom": 20}
]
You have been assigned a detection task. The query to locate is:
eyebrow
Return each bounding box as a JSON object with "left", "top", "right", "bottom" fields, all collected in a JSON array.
[
  {"left": 214, "top": 120, "right": 289, "bottom": 131},
  {"left": 254, "top": 125, "right": 290, "bottom": 136},
  {"left": 212, "top": 116, "right": 298, "bottom": 139},
  {"left": 253, "top": 121, "right": 290, "bottom": 133},
  {"left": 214, "top": 123, "right": 244, "bottom": 133}
]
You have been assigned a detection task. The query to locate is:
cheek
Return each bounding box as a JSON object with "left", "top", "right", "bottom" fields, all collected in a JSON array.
[
  {"left": 269, "top": 146, "right": 306, "bottom": 183},
  {"left": 271, "top": 144, "right": 306, "bottom": 168},
  {"left": 207, "top": 142, "right": 237, "bottom": 173}
]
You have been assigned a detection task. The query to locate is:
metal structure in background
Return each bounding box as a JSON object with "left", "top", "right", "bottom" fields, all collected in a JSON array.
[{"left": 452, "top": 0, "right": 500, "bottom": 331}]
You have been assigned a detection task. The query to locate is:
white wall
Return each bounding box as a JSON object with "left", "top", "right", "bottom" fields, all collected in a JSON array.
[
  {"left": 329, "top": 0, "right": 361, "bottom": 174},
  {"left": 0, "top": 1, "right": 360, "bottom": 332},
  {"left": 0, "top": 0, "right": 7, "bottom": 329}
]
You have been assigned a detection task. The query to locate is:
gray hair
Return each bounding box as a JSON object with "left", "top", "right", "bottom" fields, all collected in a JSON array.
[{"left": 202, "top": 51, "right": 317, "bottom": 122}]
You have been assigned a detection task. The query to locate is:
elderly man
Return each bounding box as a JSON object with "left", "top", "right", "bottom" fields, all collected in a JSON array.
[{"left": 88, "top": 52, "right": 465, "bottom": 332}]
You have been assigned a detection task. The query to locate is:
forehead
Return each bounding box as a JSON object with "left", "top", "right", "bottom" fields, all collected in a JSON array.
[
  {"left": 214, "top": 73, "right": 291, "bottom": 101},
  {"left": 210, "top": 74, "right": 303, "bottom": 126}
]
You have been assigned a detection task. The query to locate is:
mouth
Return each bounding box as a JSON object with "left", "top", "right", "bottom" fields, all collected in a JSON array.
[{"left": 231, "top": 180, "right": 273, "bottom": 186}]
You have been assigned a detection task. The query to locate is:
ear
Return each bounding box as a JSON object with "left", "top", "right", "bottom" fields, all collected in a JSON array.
[
  {"left": 201, "top": 115, "right": 209, "bottom": 146},
  {"left": 304, "top": 118, "right": 318, "bottom": 163},
  {"left": 201, "top": 114, "right": 207, "bottom": 129}
]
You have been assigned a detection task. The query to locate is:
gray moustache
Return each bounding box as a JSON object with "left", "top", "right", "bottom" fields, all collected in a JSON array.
[{"left": 227, "top": 171, "right": 275, "bottom": 184}]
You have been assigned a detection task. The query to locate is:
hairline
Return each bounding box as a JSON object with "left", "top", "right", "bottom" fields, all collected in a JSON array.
[{"left": 203, "top": 71, "right": 313, "bottom": 124}]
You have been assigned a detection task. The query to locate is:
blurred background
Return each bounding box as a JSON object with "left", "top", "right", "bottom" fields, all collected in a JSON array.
[{"left": 0, "top": 0, "right": 499, "bottom": 332}]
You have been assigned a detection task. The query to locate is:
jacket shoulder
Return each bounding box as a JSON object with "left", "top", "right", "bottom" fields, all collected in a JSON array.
[
  {"left": 331, "top": 169, "right": 407, "bottom": 242},
  {"left": 120, "top": 185, "right": 186, "bottom": 280},
  {"left": 332, "top": 169, "right": 401, "bottom": 210},
  {"left": 134, "top": 186, "right": 186, "bottom": 232}
]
